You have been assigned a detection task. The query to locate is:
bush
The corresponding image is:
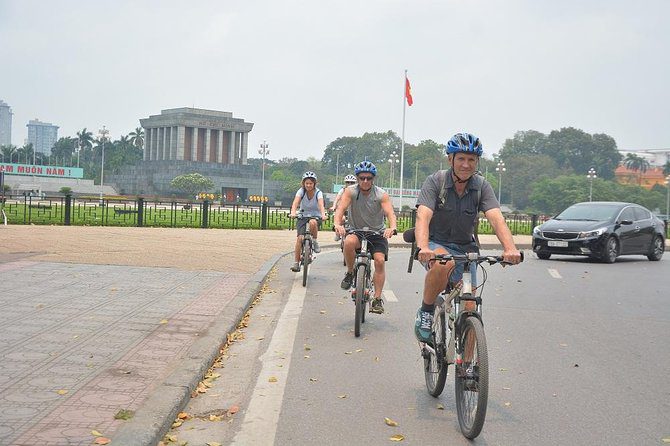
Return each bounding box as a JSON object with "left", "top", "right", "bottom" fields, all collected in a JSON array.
[{"left": 59, "top": 186, "right": 72, "bottom": 195}]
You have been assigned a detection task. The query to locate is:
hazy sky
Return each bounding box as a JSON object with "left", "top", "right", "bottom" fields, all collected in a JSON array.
[{"left": 1, "top": 0, "right": 668, "bottom": 161}]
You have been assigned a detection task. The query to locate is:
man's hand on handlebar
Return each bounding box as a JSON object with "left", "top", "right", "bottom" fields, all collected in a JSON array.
[
  {"left": 501, "top": 248, "right": 522, "bottom": 265},
  {"left": 334, "top": 224, "right": 346, "bottom": 237},
  {"left": 417, "top": 246, "right": 435, "bottom": 263},
  {"left": 383, "top": 228, "right": 397, "bottom": 239}
]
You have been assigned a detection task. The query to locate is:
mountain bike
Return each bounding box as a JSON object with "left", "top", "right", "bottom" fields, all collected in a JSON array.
[
  {"left": 291, "top": 214, "right": 321, "bottom": 287},
  {"left": 346, "top": 228, "right": 395, "bottom": 337},
  {"left": 408, "top": 244, "right": 523, "bottom": 438}
]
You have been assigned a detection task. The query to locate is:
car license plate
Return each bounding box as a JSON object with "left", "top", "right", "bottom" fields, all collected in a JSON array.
[{"left": 548, "top": 240, "right": 568, "bottom": 247}]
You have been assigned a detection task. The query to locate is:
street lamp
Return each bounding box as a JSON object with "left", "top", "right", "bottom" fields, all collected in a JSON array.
[
  {"left": 587, "top": 167, "right": 597, "bottom": 202},
  {"left": 258, "top": 141, "right": 269, "bottom": 199},
  {"left": 388, "top": 151, "right": 399, "bottom": 189},
  {"left": 98, "top": 126, "right": 109, "bottom": 204},
  {"left": 496, "top": 160, "right": 506, "bottom": 202}
]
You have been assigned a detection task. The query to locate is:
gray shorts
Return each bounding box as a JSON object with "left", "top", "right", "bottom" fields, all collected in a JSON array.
[
  {"left": 296, "top": 217, "right": 321, "bottom": 236},
  {"left": 421, "top": 241, "right": 478, "bottom": 285}
]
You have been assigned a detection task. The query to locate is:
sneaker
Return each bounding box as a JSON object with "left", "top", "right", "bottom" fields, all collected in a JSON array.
[
  {"left": 414, "top": 308, "right": 433, "bottom": 343},
  {"left": 290, "top": 262, "right": 300, "bottom": 272},
  {"left": 313, "top": 240, "right": 321, "bottom": 253},
  {"left": 340, "top": 272, "right": 353, "bottom": 289},
  {"left": 370, "top": 298, "right": 384, "bottom": 314}
]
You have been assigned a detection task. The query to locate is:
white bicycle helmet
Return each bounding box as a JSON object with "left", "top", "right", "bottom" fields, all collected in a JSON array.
[
  {"left": 302, "top": 171, "right": 317, "bottom": 181},
  {"left": 344, "top": 174, "right": 356, "bottom": 184}
]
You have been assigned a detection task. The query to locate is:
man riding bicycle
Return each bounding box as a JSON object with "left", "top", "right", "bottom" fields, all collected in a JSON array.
[
  {"left": 289, "top": 171, "right": 327, "bottom": 272},
  {"left": 330, "top": 174, "right": 357, "bottom": 241},
  {"left": 414, "top": 132, "right": 521, "bottom": 343},
  {"left": 334, "top": 161, "right": 397, "bottom": 314}
]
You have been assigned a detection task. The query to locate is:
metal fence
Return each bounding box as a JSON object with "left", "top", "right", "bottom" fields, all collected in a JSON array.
[{"left": 7, "top": 193, "right": 666, "bottom": 237}]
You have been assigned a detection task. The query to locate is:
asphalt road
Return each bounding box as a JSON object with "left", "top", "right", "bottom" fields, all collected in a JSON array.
[{"left": 167, "top": 248, "right": 670, "bottom": 446}]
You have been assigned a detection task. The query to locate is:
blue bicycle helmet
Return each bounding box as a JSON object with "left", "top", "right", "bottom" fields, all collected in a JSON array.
[
  {"left": 445, "top": 133, "right": 483, "bottom": 157},
  {"left": 354, "top": 161, "right": 377, "bottom": 177}
]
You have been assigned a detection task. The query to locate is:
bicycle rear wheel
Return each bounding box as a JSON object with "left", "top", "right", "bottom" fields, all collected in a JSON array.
[
  {"left": 354, "top": 264, "right": 366, "bottom": 337},
  {"left": 424, "top": 307, "right": 448, "bottom": 397},
  {"left": 301, "top": 239, "right": 310, "bottom": 287},
  {"left": 455, "top": 316, "right": 488, "bottom": 439}
]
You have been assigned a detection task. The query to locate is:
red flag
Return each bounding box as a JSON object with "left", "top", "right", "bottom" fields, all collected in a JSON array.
[{"left": 405, "top": 76, "right": 413, "bottom": 106}]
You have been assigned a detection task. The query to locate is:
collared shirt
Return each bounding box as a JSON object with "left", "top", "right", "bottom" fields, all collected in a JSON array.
[{"left": 416, "top": 169, "right": 498, "bottom": 246}]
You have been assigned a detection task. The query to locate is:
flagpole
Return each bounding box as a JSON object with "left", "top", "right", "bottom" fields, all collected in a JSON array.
[{"left": 399, "top": 69, "right": 407, "bottom": 212}]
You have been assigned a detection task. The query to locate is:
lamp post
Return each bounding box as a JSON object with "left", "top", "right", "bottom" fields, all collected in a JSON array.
[
  {"left": 665, "top": 174, "right": 670, "bottom": 222},
  {"left": 496, "top": 160, "right": 506, "bottom": 202},
  {"left": 258, "top": 141, "right": 269, "bottom": 199},
  {"left": 587, "top": 167, "right": 597, "bottom": 202},
  {"left": 98, "top": 126, "right": 109, "bottom": 204},
  {"left": 388, "top": 151, "right": 399, "bottom": 189}
]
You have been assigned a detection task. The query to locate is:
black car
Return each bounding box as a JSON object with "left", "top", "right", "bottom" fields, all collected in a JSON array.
[{"left": 532, "top": 201, "right": 665, "bottom": 263}]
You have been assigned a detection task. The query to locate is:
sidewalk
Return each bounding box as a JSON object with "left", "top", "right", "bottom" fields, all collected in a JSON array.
[{"left": 0, "top": 226, "right": 530, "bottom": 445}]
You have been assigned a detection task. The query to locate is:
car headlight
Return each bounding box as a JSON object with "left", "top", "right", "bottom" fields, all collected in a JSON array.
[
  {"left": 532, "top": 226, "right": 542, "bottom": 236},
  {"left": 577, "top": 227, "right": 607, "bottom": 238}
]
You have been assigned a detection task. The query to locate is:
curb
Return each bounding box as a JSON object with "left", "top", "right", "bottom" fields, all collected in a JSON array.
[{"left": 111, "top": 252, "right": 288, "bottom": 446}]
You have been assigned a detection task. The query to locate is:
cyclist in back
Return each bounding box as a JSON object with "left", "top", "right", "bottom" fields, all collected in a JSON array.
[
  {"left": 330, "top": 174, "right": 357, "bottom": 241},
  {"left": 334, "top": 161, "right": 397, "bottom": 314},
  {"left": 289, "top": 171, "right": 327, "bottom": 272},
  {"left": 414, "top": 133, "right": 522, "bottom": 342}
]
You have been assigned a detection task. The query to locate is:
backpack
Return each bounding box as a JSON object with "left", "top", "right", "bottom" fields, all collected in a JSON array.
[{"left": 436, "top": 170, "right": 484, "bottom": 247}]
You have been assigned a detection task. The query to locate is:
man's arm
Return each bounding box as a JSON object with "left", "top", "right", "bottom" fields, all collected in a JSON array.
[
  {"left": 330, "top": 189, "right": 344, "bottom": 211},
  {"left": 334, "top": 190, "right": 352, "bottom": 236},
  {"left": 416, "top": 205, "right": 434, "bottom": 262},
  {"left": 380, "top": 193, "right": 397, "bottom": 238},
  {"left": 484, "top": 207, "right": 522, "bottom": 264}
]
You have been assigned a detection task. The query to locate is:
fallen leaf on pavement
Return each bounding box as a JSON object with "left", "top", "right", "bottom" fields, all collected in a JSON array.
[
  {"left": 502, "top": 387, "right": 511, "bottom": 390},
  {"left": 172, "top": 420, "right": 182, "bottom": 428},
  {"left": 384, "top": 417, "right": 399, "bottom": 427},
  {"left": 269, "top": 376, "right": 278, "bottom": 382},
  {"left": 206, "top": 442, "right": 222, "bottom": 446},
  {"left": 304, "top": 345, "right": 311, "bottom": 351},
  {"left": 345, "top": 351, "right": 353, "bottom": 355},
  {"left": 499, "top": 368, "right": 508, "bottom": 372},
  {"left": 355, "top": 349, "right": 363, "bottom": 352},
  {"left": 177, "top": 412, "right": 190, "bottom": 420},
  {"left": 114, "top": 409, "right": 134, "bottom": 420},
  {"left": 310, "top": 378, "right": 318, "bottom": 382},
  {"left": 160, "top": 319, "right": 168, "bottom": 324},
  {"left": 436, "top": 404, "right": 444, "bottom": 410},
  {"left": 389, "top": 434, "right": 405, "bottom": 441},
  {"left": 56, "top": 389, "right": 68, "bottom": 395},
  {"left": 94, "top": 438, "right": 111, "bottom": 445},
  {"left": 91, "top": 430, "right": 103, "bottom": 437},
  {"left": 338, "top": 394, "right": 348, "bottom": 399},
  {"left": 227, "top": 405, "right": 240, "bottom": 415},
  {"left": 504, "top": 402, "right": 512, "bottom": 407},
  {"left": 320, "top": 310, "right": 326, "bottom": 314},
  {"left": 209, "top": 414, "right": 222, "bottom": 421}
]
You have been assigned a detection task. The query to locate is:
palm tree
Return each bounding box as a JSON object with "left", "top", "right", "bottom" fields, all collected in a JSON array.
[
  {"left": 662, "top": 160, "right": 670, "bottom": 177},
  {"left": 0, "top": 144, "right": 17, "bottom": 163},
  {"left": 623, "top": 153, "right": 650, "bottom": 185},
  {"left": 129, "top": 127, "right": 144, "bottom": 150}
]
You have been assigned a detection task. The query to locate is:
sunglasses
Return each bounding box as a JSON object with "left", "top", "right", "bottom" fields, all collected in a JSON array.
[{"left": 357, "top": 176, "right": 374, "bottom": 182}]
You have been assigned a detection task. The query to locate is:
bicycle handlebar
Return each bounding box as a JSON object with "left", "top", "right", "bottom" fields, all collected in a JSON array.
[
  {"left": 428, "top": 251, "right": 524, "bottom": 265},
  {"left": 346, "top": 228, "right": 397, "bottom": 236}
]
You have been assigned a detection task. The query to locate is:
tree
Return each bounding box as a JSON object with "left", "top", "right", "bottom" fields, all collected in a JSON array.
[
  {"left": 170, "top": 173, "right": 215, "bottom": 197},
  {"left": 0, "top": 144, "right": 17, "bottom": 163},
  {"left": 51, "top": 137, "right": 77, "bottom": 165},
  {"left": 129, "top": 127, "right": 144, "bottom": 150},
  {"left": 623, "top": 153, "right": 650, "bottom": 185},
  {"left": 662, "top": 161, "right": 670, "bottom": 177}
]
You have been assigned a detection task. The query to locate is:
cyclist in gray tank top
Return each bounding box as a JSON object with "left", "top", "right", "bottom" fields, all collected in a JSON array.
[{"left": 334, "top": 161, "right": 397, "bottom": 315}]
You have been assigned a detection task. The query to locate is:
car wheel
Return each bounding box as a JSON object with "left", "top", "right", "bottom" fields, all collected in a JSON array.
[
  {"left": 601, "top": 236, "right": 618, "bottom": 263},
  {"left": 647, "top": 235, "right": 664, "bottom": 261},
  {"left": 537, "top": 251, "right": 551, "bottom": 260}
]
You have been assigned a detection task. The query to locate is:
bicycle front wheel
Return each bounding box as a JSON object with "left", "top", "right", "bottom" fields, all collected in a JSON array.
[
  {"left": 455, "top": 316, "right": 488, "bottom": 439},
  {"left": 301, "top": 239, "right": 310, "bottom": 287},
  {"left": 424, "top": 307, "right": 448, "bottom": 397},
  {"left": 354, "top": 264, "right": 366, "bottom": 337}
]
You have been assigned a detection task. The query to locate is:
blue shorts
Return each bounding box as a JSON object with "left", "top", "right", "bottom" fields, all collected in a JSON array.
[{"left": 422, "top": 241, "right": 478, "bottom": 286}]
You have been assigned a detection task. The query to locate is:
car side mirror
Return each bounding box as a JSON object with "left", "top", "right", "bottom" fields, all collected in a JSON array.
[{"left": 619, "top": 219, "right": 633, "bottom": 225}]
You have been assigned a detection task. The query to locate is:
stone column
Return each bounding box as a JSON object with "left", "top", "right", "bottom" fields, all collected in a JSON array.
[
  {"left": 235, "top": 132, "right": 241, "bottom": 165},
  {"left": 228, "top": 131, "right": 235, "bottom": 165},
  {"left": 241, "top": 132, "right": 248, "bottom": 165},
  {"left": 204, "top": 129, "right": 211, "bottom": 163},
  {"left": 176, "top": 126, "right": 185, "bottom": 160},
  {"left": 158, "top": 127, "right": 165, "bottom": 160},
  {"left": 216, "top": 130, "right": 224, "bottom": 164},
  {"left": 151, "top": 128, "right": 158, "bottom": 161},
  {"left": 170, "top": 126, "right": 177, "bottom": 159},
  {"left": 144, "top": 127, "right": 152, "bottom": 161}
]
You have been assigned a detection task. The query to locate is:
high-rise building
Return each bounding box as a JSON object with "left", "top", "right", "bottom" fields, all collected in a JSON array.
[
  {"left": 0, "top": 99, "right": 12, "bottom": 146},
  {"left": 27, "top": 119, "right": 59, "bottom": 154}
]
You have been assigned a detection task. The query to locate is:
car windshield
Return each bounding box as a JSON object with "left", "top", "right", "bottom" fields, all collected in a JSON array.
[{"left": 554, "top": 204, "right": 618, "bottom": 221}]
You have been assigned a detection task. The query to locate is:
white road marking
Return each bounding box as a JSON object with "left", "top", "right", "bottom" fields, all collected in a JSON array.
[
  {"left": 547, "top": 268, "right": 562, "bottom": 279},
  {"left": 231, "top": 273, "right": 306, "bottom": 445},
  {"left": 383, "top": 289, "right": 398, "bottom": 302}
]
